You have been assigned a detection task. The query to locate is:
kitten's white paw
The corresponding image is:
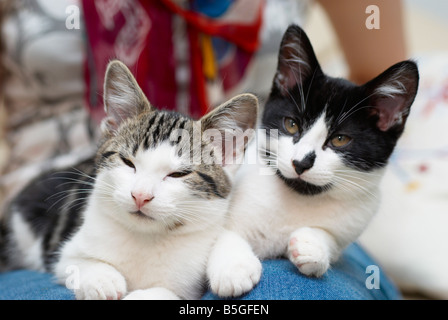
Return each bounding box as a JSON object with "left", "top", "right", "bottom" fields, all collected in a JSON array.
[
  {"left": 123, "top": 288, "right": 180, "bottom": 300},
  {"left": 209, "top": 254, "right": 262, "bottom": 298},
  {"left": 76, "top": 265, "right": 127, "bottom": 300},
  {"left": 287, "top": 228, "right": 330, "bottom": 277}
]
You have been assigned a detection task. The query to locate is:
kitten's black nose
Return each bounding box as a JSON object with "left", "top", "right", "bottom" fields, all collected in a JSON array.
[{"left": 292, "top": 152, "right": 316, "bottom": 175}]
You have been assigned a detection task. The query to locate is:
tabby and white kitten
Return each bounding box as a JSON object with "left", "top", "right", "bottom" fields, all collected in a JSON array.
[
  {"left": 0, "top": 61, "right": 258, "bottom": 299},
  {"left": 207, "top": 25, "right": 419, "bottom": 297}
]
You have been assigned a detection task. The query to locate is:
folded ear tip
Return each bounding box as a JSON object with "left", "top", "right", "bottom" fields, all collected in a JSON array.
[
  {"left": 233, "top": 93, "right": 259, "bottom": 124},
  {"left": 234, "top": 93, "right": 259, "bottom": 108},
  {"left": 240, "top": 92, "right": 258, "bottom": 100},
  {"left": 393, "top": 60, "right": 419, "bottom": 81},
  {"left": 403, "top": 59, "right": 418, "bottom": 69},
  {"left": 107, "top": 59, "right": 127, "bottom": 69},
  {"left": 285, "top": 24, "right": 305, "bottom": 37},
  {"left": 105, "top": 60, "right": 130, "bottom": 78}
]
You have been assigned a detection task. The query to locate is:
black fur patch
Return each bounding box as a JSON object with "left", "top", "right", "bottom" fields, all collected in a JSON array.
[{"left": 3, "top": 159, "right": 94, "bottom": 270}]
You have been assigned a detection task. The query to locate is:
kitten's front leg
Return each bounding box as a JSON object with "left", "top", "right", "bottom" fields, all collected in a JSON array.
[
  {"left": 207, "top": 230, "right": 262, "bottom": 297},
  {"left": 287, "top": 227, "right": 339, "bottom": 277},
  {"left": 55, "top": 258, "right": 127, "bottom": 300}
]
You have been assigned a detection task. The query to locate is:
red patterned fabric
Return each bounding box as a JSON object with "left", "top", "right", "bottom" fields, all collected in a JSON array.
[{"left": 81, "top": 0, "right": 263, "bottom": 122}]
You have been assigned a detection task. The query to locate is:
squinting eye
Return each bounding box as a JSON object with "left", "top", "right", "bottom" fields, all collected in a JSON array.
[
  {"left": 120, "top": 156, "right": 136, "bottom": 170},
  {"left": 284, "top": 117, "right": 299, "bottom": 135},
  {"left": 330, "top": 135, "right": 352, "bottom": 148},
  {"left": 167, "top": 170, "right": 192, "bottom": 178}
]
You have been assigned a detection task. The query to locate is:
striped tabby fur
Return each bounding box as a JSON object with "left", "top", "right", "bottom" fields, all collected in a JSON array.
[{"left": 0, "top": 60, "right": 258, "bottom": 299}]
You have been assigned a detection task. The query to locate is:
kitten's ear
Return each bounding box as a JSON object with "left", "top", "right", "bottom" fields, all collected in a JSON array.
[
  {"left": 102, "top": 60, "right": 152, "bottom": 133},
  {"left": 274, "top": 24, "right": 321, "bottom": 94},
  {"left": 200, "top": 94, "right": 258, "bottom": 168},
  {"left": 365, "top": 60, "right": 419, "bottom": 132}
]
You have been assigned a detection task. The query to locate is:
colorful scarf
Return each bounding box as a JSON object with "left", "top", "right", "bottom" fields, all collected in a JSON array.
[{"left": 82, "top": 0, "right": 264, "bottom": 122}]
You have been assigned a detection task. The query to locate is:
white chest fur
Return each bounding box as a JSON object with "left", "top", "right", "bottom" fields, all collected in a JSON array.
[
  {"left": 226, "top": 161, "right": 381, "bottom": 259},
  {"left": 55, "top": 197, "right": 223, "bottom": 300}
]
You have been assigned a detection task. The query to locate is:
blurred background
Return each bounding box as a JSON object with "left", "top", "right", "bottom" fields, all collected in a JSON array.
[
  {"left": 308, "top": 0, "right": 448, "bottom": 75},
  {"left": 0, "top": 0, "right": 447, "bottom": 299}
]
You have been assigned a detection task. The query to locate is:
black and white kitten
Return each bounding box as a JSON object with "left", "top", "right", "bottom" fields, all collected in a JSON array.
[
  {"left": 0, "top": 60, "right": 258, "bottom": 299},
  {"left": 207, "top": 25, "right": 419, "bottom": 297}
]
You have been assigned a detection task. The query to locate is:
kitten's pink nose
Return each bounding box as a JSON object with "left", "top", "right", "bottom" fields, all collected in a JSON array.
[{"left": 131, "top": 191, "right": 154, "bottom": 209}]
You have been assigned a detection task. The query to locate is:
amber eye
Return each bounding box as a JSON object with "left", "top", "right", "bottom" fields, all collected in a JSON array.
[
  {"left": 330, "top": 135, "right": 352, "bottom": 148},
  {"left": 284, "top": 117, "right": 299, "bottom": 135},
  {"left": 167, "top": 170, "right": 192, "bottom": 178}
]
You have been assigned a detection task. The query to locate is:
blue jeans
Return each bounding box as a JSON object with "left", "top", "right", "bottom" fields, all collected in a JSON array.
[{"left": 0, "top": 243, "right": 400, "bottom": 300}]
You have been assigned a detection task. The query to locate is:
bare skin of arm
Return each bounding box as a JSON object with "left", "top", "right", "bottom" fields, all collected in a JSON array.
[{"left": 316, "top": 0, "right": 407, "bottom": 84}]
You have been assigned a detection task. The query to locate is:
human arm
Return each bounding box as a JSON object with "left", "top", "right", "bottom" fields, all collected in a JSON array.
[{"left": 316, "top": 0, "right": 407, "bottom": 84}]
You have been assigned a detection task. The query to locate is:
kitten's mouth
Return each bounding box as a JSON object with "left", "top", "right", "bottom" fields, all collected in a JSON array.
[
  {"left": 276, "top": 170, "right": 332, "bottom": 196},
  {"left": 130, "top": 210, "right": 155, "bottom": 220}
]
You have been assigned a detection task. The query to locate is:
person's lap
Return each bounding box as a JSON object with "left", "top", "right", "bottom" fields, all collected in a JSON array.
[
  {"left": 204, "top": 242, "right": 400, "bottom": 300},
  {"left": 0, "top": 243, "right": 400, "bottom": 300}
]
